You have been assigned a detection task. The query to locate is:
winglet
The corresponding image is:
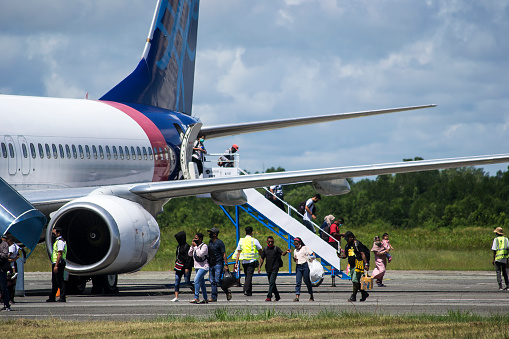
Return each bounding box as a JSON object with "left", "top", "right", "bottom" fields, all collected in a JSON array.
[{"left": 100, "top": 0, "right": 200, "bottom": 115}]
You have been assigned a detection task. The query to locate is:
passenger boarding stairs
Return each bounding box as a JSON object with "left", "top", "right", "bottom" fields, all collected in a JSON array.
[{"left": 195, "top": 154, "right": 347, "bottom": 280}]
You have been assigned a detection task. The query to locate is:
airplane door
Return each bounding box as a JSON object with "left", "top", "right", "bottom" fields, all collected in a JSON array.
[
  {"left": 5, "top": 136, "right": 17, "bottom": 175},
  {"left": 179, "top": 122, "right": 202, "bottom": 180},
  {"left": 18, "top": 136, "right": 30, "bottom": 175}
]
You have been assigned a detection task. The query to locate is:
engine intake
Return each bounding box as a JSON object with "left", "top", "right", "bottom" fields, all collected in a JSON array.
[{"left": 46, "top": 195, "right": 160, "bottom": 275}]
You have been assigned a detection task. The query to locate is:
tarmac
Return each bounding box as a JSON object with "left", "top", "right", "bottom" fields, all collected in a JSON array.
[{"left": 2, "top": 270, "right": 509, "bottom": 321}]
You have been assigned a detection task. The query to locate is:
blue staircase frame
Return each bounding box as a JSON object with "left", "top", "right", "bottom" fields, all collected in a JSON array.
[{"left": 220, "top": 203, "right": 349, "bottom": 279}]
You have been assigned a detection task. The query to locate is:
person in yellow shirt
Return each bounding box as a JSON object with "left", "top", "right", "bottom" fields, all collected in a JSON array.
[{"left": 235, "top": 227, "right": 262, "bottom": 296}]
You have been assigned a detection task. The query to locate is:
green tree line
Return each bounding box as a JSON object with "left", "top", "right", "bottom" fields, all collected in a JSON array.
[{"left": 158, "top": 162, "right": 509, "bottom": 232}]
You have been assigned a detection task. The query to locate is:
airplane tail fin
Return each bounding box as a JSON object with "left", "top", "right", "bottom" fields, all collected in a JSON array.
[{"left": 100, "top": 0, "right": 200, "bottom": 115}]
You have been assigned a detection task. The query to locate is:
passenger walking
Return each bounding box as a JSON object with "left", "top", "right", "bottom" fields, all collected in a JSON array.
[
  {"left": 0, "top": 234, "right": 11, "bottom": 311},
  {"left": 328, "top": 219, "right": 343, "bottom": 250},
  {"left": 492, "top": 227, "right": 509, "bottom": 290},
  {"left": 235, "top": 226, "right": 262, "bottom": 296},
  {"left": 192, "top": 135, "right": 207, "bottom": 176},
  {"left": 319, "top": 214, "right": 335, "bottom": 240},
  {"left": 258, "top": 236, "right": 290, "bottom": 301},
  {"left": 292, "top": 237, "right": 315, "bottom": 302},
  {"left": 371, "top": 235, "right": 388, "bottom": 287},
  {"left": 188, "top": 233, "right": 209, "bottom": 304},
  {"left": 302, "top": 194, "right": 321, "bottom": 233},
  {"left": 6, "top": 235, "right": 20, "bottom": 304},
  {"left": 172, "top": 231, "right": 193, "bottom": 302},
  {"left": 46, "top": 227, "right": 67, "bottom": 303},
  {"left": 269, "top": 184, "right": 285, "bottom": 211},
  {"left": 340, "top": 231, "right": 370, "bottom": 302},
  {"left": 208, "top": 227, "right": 232, "bottom": 302}
]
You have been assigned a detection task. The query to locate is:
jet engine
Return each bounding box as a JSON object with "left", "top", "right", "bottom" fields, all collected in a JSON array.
[
  {"left": 45, "top": 195, "right": 160, "bottom": 276},
  {"left": 312, "top": 178, "right": 351, "bottom": 196}
]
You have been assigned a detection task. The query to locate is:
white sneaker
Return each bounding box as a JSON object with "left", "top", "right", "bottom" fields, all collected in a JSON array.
[{"left": 171, "top": 297, "right": 179, "bottom": 302}]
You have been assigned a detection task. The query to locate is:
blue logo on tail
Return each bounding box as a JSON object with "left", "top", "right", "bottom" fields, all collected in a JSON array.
[{"left": 100, "top": 0, "right": 200, "bottom": 115}]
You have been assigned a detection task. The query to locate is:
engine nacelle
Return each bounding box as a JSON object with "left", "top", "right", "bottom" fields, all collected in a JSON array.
[
  {"left": 210, "top": 189, "right": 248, "bottom": 206},
  {"left": 312, "top": 178, "right": 351, "bottom": 196},
  {"left": 45, "top": 195, "right": 160, "bottom": 276}
]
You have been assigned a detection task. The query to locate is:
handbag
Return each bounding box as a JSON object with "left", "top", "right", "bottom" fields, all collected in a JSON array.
[{"left": 174, "top": 246, "right": 184, "bottom": 272}]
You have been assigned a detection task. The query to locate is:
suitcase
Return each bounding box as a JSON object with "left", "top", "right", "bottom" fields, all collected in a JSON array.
[{"left": 360, "top": 273, "right": 373, "bottom": 290}]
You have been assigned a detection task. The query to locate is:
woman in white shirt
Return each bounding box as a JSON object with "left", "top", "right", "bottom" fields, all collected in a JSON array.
[{"left": 292, "top": 237, "right": 315, "bottom": 301}]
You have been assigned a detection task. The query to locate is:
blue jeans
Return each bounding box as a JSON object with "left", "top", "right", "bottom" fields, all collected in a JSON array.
[
  {"left": 267, "top": 270, "right": 280, "bottom": 299},
  {"left": 295, "top": 263, "right": 313, "bottom": 296},
  {"left": 174, "top": 269, "right": 191, "bottom": 293},
  {"left": 209, "top": 263, "right": 228, "bottom": 300},
  {"left": 194, "top": 268, "right": 208, "bottom": 300},
  {"left": 303, "top": 220, "right": 315, "bottom": 233}
]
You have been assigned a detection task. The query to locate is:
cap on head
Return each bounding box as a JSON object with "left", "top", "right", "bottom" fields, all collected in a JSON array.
[
  {"left": 232, "top": 144, "right": 239, "bottom": 151},
  {"left": 208, "top": 227, "right": 220, "bottom": 235},
  {"left": 494, "top": 227, "right": 504, "bottom": 235}
]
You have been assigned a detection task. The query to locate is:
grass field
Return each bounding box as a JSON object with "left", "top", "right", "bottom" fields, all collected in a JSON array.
[{"left": 1, "top": 310, "right": 509, "bottom": 338}]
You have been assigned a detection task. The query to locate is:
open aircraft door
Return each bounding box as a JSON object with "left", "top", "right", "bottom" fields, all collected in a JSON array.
[{"left": 179, "top": 123, "right": 202, "bottom": 180}]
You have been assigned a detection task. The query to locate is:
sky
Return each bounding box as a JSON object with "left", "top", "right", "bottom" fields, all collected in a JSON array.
[{"left": 1, "top": 0, "right": 509, "bottom": 178}]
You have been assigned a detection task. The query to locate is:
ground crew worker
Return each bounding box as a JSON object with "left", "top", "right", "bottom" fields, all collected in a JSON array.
[
  {"left": 46, "top": 227, "right": 67, "bottom": 302},
  {"left": 492, "top": 227, "right": 509, "bottom": 290},
  {"left": 235, "top": 226, "right": 262, "bottom": 296}
]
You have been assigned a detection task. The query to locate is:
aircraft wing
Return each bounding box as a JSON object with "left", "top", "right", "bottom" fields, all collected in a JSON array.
[
  {"left": 201, "top": 105, "right": 436, "bottom": 139},
  {"left": 129, "top": 153, "right": 509, "bottom": 200}
]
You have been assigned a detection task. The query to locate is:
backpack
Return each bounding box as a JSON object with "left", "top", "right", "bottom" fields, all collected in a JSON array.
[
  {"left": 355, "top": 241, "right": 370, "bottom": 264},
  {"left": 321, "top": 224, "right": 331, "bottom": 241},
  {"left": 297, "top": 200, "right": 307, "bottom": 214}
]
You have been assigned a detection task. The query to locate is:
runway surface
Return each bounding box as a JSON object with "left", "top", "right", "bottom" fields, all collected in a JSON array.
[{"left": 2, "top": 270, "right": 508, "bottom": 321}]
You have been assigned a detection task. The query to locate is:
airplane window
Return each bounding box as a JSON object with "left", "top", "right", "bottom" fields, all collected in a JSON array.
[
  {"left": 137, "top": 146, "right": 142, "bottom": 160},
  {"left": 78, "top": 145, "right": 84, "bottom": 159},
  {"left": 30, "top": 143, "right": 36, "bottom": 159},
  {"left": 112, "top": 146, "right": 117, "bottom": 160},
  {"left": 124, "top": 146, "right": 130, "bottom": 160},
  {"left": 59, "top": 144, "right": 64, "bottom": 158},
  {"left": 22, "top": 143, "right": 28, "bottom": 158},
  {"left": 52, "top": 144, "right": 58, "bottom": 159},
  {"left": 38, "top": 143, "right": 44, "bottom": 159},
  {"left": 148, "top": 147, "right": 153, "bottom": 160},
  {"left": 142, "top": 147, "right": 147, "bottom": 160},
  {"left": 45, "top": 144, "right": 51, "bottom": 159},
  {"left": 98, "top": 145, "right": 104, "bottom": 159},
  {"left": 106, "top": 146, "right": 111, "bottom": 160},
  {"left": 65, "top": 144, "right": 71, "bottom": 159},
  {"left": 85, "top": 145, "right": 90, "bottom": 159},
  {"left": 92, "top": 145, "right": 98, "bottom": 159},
  {"left": 159, "top": 147, "right": 163, "bottom": 160},
  {"left": 9, "top": 143, "right": 15, "bottom": 158},
  {"left": 1, "top": 143, "right": 7, "bottom": 158},
  {"left": 72, "top": 145, "right": 77, "bottom": 159},
  {"left": 164, "top": 147, "right": 169, "bottom": 160},
  {"left": 119, "top": 146, "right": 124, "bottom": 160},
  {"left": 129, "top": 146, "right": 135, "bottom": 160}
]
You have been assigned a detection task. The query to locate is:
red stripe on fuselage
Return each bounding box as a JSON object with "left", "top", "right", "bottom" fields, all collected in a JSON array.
[{"left": 101, "top": 101, "right": 169, "bottom": 182}]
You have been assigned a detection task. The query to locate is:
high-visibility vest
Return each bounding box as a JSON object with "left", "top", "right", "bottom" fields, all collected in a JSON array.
[
  {"left": 52, "top": 237, "right": 67, "bottom": 263},
  {"left": 239, "top": 236, "right": 259, "bottom": 261},
  {"left": 495, "top": 236, "right": 509, "bottom": 261}
]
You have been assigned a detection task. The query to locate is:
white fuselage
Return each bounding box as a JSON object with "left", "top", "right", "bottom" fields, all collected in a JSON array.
[{"left": 0, "top": 95, "right": 175, "bottom": 191}]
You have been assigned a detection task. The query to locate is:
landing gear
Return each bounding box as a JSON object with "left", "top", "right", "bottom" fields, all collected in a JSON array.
[
  {"left": 66, "top": 275, "right": 88, "bottom": 295},
  {"left": 91, "top": 274, "right": 118, "bottom": 294}
]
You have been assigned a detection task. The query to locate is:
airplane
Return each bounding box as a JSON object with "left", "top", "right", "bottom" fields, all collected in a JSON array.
[{"left": 1, "top": 0, "right": 509, "bottom": 294}]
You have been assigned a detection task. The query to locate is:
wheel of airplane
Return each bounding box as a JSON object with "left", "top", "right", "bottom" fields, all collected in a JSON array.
[
  {"left": 66, "top": 275, "right": 88, "bottom": 295},
  {"left": 91, "top": 274, "right": 119, "bottom": 294}
]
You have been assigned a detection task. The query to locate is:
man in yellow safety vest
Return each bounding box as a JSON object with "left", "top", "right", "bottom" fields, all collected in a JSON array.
[
  {"left": 492, "top": 227, "right": 509, "bottom": 291},
  {"left": 235, "top": 227, "right": 262, "bottom": 296},
  {"left": 46, "top": 227, "right": 67, "bottom": 302}
]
